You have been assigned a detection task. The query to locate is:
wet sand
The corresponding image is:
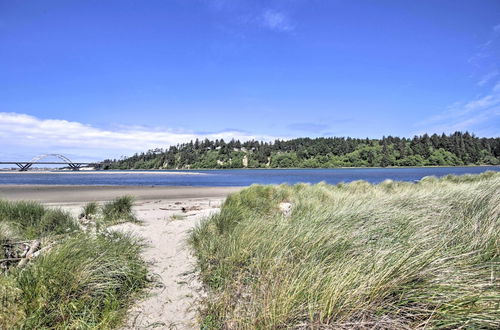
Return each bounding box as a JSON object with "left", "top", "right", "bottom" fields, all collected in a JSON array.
[{"left": 0, "top": 185, "right": 243, "bottom": 204}]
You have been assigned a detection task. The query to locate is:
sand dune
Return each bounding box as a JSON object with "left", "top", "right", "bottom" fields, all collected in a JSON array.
[{"left": 1, "top": 184, "right": 242, "bottom": 329}]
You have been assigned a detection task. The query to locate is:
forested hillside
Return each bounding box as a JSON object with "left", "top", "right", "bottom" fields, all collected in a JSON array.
[{"left": 104, "top": 132, "right": 500, "bottom": 169}]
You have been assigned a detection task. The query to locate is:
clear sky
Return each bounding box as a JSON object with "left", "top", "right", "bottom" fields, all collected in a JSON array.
[{"left": 1, "top": 0, "right": 499, "bottom": 161}]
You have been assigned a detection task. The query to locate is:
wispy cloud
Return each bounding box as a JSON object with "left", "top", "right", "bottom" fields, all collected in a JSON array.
[
  {"left": 0, "top": 112, "right": 279, "bottom": 161},
  {"left": 477, "top": 70, "right": 498, "bottom": 86},
  {"left": 469, "top": 23, "right": 500, "bottom": 74},
  {"left": 202, "top": 1, "right": 297, "bottom": 33},
  {"left": 416, "top": 83, "right": 500, "bottom": 136},
  {"left": 431, "top": 22, "right": 500, "bottom": 135},
  {"left": 260, "top": 9, "right": 294, "bottom": 32}
]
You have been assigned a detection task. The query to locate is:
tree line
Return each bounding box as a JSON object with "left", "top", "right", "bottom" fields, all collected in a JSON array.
[{"left": 103, "top": 132, "right": 500, "bottom": 169}]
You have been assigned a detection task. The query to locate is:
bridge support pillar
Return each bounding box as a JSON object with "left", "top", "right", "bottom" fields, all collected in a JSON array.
[
  {"left": 16, "top": 163, "right": 33, "bottom": 171},
  {"left": 68, "top": 163, "right": 82, "bottom": 171}
]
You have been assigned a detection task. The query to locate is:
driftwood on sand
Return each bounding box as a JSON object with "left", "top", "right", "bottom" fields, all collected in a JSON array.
[{"left": 1, "top": 240, "right": 42, "bottom": 271}]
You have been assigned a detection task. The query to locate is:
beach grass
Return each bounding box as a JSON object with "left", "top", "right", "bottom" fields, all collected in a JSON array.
[
  {"left": 101, "top": 195, "right": 139, "bottom": 226},
  {"left": 0, "top": 197, "right": 147, "bottom": 329},
  {"left": 0, "top": 200, "right": 78, "bottom": 239},
  {"left": 190, "top": 171, "right": 500, "bottom": 329},
  {"left": 81, "top": 201, "right": 99, "bottom": 219}
]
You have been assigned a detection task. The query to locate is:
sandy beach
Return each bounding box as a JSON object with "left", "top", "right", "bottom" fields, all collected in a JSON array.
[{"left": 0, "top": 184, "right": 244, "bottom": 329}]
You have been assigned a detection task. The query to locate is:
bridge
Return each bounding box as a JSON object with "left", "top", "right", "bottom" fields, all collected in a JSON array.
[{"left": 0, "top": 154, "right": 97, "bottom": 171}]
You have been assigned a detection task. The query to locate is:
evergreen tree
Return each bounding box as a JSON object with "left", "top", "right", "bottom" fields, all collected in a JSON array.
[{"left": 106, "top": 132, "right": 500, "bottom": 170}]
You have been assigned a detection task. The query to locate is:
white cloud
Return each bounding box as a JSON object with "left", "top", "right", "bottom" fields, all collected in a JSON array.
[
  {"left": 261, "top": 10, "right": 294, "bottom": 32},
  {"left": 477, "top": 70, "right": 498, "bottom": 86},
  {"left": 202, "top": 1, "right": 297, "bottom": 33},
  {"left": 416, "top": 83, "right": 500, "bottom": 136},
  {"left": 469, "top": 23, "right": 500, "bottom": 70},
  {"left": 0, "top": 112, "right": 279, "bottom": 161}
]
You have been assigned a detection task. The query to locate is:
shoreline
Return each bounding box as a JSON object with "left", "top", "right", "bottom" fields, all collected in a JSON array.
[
  {"left": 1, "top": 165, "right": 499, "bottom": 174},
  {"left": 0, "top": 170, "right": 208, "bottom": 175},
  {"left": 0, "top": 185, "right": 244, "bottom": 203}
]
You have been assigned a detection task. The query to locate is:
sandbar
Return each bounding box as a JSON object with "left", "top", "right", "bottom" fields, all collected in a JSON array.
[{"left": 0, "top": 184, "right": 243, "bottom": 204}]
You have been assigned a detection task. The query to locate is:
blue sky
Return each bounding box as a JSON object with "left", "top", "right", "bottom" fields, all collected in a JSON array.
[{"left": 1, "top": 0, "right": 500, "bottom": 161}]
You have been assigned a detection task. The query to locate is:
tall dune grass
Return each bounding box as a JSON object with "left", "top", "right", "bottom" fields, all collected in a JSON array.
[
  {"left": 0, "top": 198, "right": 147, "bottom": 329},
  {"left": 190, "top": 172, "right": 500, "bottom": 329},
  {"left": 10, "top": 232, "right": 147, "bottom": 329},
  {"left": 101, "top": 195, "right": 138, "bottom": 225},
  {"left": 0, "top": 200, "right": 78, "bottom": 239}
]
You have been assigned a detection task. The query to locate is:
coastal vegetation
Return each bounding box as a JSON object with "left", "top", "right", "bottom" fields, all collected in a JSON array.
[
  {"left": 101, "top": 195, "right": 138, "bottom": 225},
  {"left": 105, "top": 132, "right": 500, "bottom": 169},
  {"left": 79, "top": 196, "right": 139, "bottom": 227},
  {"left": 190, "top": 172, "right": 500, "bottom": 328},
  {"left": 0, "top": 197, "right": 147, "bottom": 329}
]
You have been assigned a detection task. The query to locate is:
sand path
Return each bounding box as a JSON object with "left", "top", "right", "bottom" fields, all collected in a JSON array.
[
  {"left": 115, "top": 198, "right": 223, "bottom": 329},
  {"left": 58, "top": 197, "right": 224, "bottom": 329}
]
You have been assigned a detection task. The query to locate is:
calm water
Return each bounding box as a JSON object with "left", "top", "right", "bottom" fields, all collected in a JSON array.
[{"left": 0, "top": 167, "right": 499, "bottom": 186}]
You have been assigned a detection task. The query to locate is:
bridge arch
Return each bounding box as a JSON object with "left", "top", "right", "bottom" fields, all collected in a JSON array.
[
  {"left": 29, "top": 154, "right": 75, "bottom": 163},
  {"left": 1, "top": 155, "right": 96, "bottom": 171},
  {"left": 13, "top": 154, "right": 85, "bottom": 171}
]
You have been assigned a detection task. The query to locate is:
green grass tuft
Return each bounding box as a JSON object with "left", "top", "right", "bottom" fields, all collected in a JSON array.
[
  {"left": 81, "top": 201, "right": 99, "bottom": 219},
  {"left": 101, "top": 196, "right": 138, "bottom": 226},
  {"left": 0, "top": 200, "right": 77, "bottom": 239}
]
